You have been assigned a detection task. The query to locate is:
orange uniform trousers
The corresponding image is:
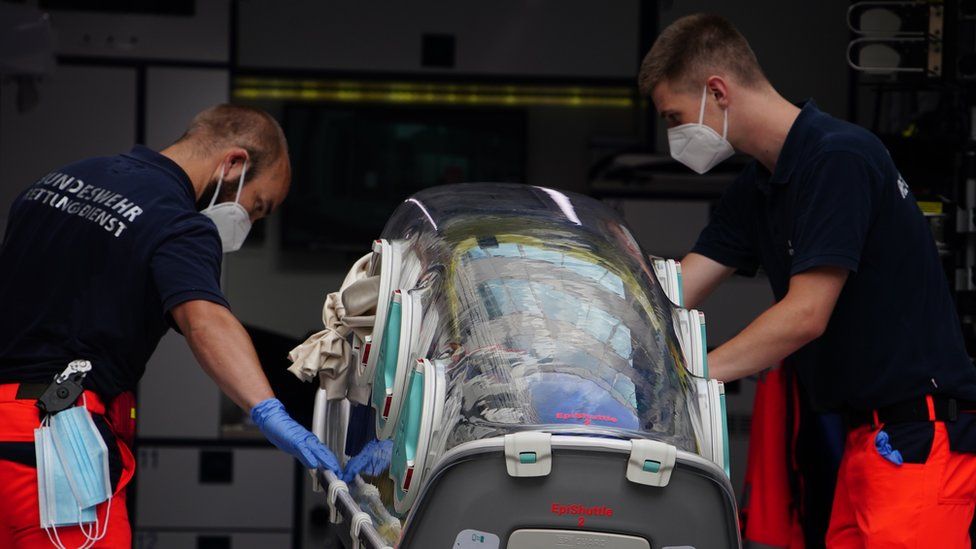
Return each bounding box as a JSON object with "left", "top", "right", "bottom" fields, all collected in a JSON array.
[{"left": 826, "top": 419, "right": 976, "bottom": 548}]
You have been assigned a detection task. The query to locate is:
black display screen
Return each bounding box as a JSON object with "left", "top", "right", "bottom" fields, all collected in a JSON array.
[{"left": 282, "top": 104, "right": 526, "bottom": 251}]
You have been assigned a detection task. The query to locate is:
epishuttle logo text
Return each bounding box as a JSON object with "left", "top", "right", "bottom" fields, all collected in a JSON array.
[{"left": 550, "top": 503, "right": 614, "bottom": 518}]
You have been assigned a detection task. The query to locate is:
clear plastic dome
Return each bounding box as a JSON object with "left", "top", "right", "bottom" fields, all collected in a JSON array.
[{"left": 378, "top": 183, "right": 702, "bottom": 456}]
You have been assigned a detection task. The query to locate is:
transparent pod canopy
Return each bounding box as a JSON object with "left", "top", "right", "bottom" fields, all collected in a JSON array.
[{"left": 373, "top": 183, "right": 706, "bottom": 470}]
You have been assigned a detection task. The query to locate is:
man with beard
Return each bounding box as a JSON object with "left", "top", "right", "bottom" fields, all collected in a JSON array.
[{"left": 0, "top": 104, "right": 340, "bottom": 547}]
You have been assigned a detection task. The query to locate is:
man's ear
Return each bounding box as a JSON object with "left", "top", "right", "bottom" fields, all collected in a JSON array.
[
  {"left": 706, "top": 75, "right": 730, "bottom": 108},
  {"left": 218, "top": 148, "right": 249, "bottom": 183}
]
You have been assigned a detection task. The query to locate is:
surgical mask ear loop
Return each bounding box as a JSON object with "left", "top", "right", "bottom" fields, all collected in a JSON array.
[
  {"left": 697, "top": 86, "right": 708, "bottom": 125},
  {"left": 207, "top": 161, "right": 247, "bottom": 209},
  {"left": 79, "top": 495, "right": 112, "bottom": 548},
  {"left": 699, "top": 86, "right": 730, "bottom": 140},
  {"left": 721, "top": 101, "right": 729, "bottom": 140},
  {"left": 207, "top": 166, "right": 226, "bottom": 210},
  {"left": 234, "top": 162, "right": 247, "bottom": 204}
]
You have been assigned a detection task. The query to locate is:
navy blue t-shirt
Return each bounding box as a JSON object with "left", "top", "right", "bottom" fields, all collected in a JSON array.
[
  {"left": 693, "top": 102, "right": 976, "bottom": 413},
  {"left": 0, "top": 146, "right": 229, "bottom": 399}
]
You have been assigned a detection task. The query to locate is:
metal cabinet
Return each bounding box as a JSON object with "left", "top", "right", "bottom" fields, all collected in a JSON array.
[{"left": 134, "top": 446, "right": 295, "bottom": 531}]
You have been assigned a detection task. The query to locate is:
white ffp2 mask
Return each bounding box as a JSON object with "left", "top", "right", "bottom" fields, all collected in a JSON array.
[
  {"left": 667, "top": 86, "right": 735, "bottom": 175},
  {"left": 202, "top": 162, "right": 252, "bottom": 253}
]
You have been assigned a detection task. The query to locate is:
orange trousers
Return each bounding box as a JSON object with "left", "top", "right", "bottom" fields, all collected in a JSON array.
[
  {"left": 826, "top": 421, "right": 976, "bottom": 548},
  {"left": 0, "top": 384, "right": 135, "bottom": 548}
]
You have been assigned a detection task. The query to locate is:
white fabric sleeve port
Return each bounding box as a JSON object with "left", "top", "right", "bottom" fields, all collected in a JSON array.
[{"left": 287, "top": 253, "right": 378, "bottom": 404}]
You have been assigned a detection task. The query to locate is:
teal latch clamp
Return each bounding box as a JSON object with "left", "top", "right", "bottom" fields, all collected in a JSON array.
[
  {"left": 627, "top": 439, "right": 676, "bottom": 487},
  {"left": 504, "top": 432, "right": 552, "bottom": 477},
  {"left": 642, "top": 459, "right": 661, "bottom": 473}
]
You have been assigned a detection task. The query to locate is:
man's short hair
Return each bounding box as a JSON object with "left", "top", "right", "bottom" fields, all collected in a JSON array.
[
  {"left": 176, "top": 104, "right": 287, "bottom": 185},
  {"left": 638, "top": 14, "right": 767, "bottom": 96}
]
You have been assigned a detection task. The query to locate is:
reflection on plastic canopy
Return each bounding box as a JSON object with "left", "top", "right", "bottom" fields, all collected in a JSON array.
[{"left": 379, "top": 183, "right": 704, "bottom": 457}]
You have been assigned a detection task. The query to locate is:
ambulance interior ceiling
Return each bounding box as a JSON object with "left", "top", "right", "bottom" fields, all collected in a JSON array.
[{"left": 0, "top": 1, "right": 879, "bottom": 548}]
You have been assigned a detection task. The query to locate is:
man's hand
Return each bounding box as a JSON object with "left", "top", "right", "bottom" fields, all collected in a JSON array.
[
  {"left": 679, "top": 253, "right": 736, "bottom": 309},
  {"left": 251, "top": 398, "right": 341, "bottom": 472},
  {"left": 707, "top": 266, "right": 848, "bottom": 382},
  {"left": 341, "top": 439, "right": 393, "bottom": 483}
]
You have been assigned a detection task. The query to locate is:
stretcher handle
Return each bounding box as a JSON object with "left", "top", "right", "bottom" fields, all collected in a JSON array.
[{"left": 319, "top": 469, "right": 393, "bottom": 549}]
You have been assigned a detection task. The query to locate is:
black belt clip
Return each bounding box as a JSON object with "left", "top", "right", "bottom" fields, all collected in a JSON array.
[
  {"left": 36, "top": 360, "right": 91, "bottom": 415},
  {"left": 946, "top": 397, "right": 959, "bottom": 422}
]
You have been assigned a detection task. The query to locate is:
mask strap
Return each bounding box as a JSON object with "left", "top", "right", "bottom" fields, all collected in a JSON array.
[
  {"left": 698, "top": 86, "right": 708, "bottom": 125},
  {"left": 700, "top": 85, "right": 730, "bottom": 139},
  {"left": 234, "top": 161, "right": 248, "bottom": 204},
  {"left": 44, "top": 476, "right": 113, "bottom": 549},
  {"left": 722, "top": 105, "right": 729, "bottom": 139},
  {"left": 45, "top": 525, "right": 68, "bottom": 549},
  {"left": 207, "top": 166, "right": 226, "bottom": 209},
  {"left": 79, "top": 497, "right": 112, "bottom": 548}
]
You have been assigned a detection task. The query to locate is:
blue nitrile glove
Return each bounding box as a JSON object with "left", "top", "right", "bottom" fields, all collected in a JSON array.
[
  {"left": 251, "top": 398, "right": 341, "bottom": 472},
  {"left": 342, "top": 439, "right": 394, "bottom": 483},
  {"left": 874, "top": 430, "right": 904, "bottom": 466}
]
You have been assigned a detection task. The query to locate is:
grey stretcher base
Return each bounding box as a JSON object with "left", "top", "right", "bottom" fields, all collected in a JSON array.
[{"left": 321, "top": 436, "right": 741, "bottom": 549}]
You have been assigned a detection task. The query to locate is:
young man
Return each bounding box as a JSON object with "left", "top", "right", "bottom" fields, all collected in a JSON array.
[
  {"left": 640, "top": 14, "right": 976, "bottom": 547},
  {"left": 0, "top": 105, "right": 340, "bottom": 547}
]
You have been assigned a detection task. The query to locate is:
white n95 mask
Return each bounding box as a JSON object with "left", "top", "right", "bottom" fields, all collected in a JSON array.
[
  {"left": 202, "top": 162, "right": 252, "bottom": 253},
  {"left": 668, "top": 86, "right": 735, "bottom": 175}
]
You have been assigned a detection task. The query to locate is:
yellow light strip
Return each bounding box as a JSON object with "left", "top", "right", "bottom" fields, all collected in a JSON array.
[
  {"left": 234, "top": 77, "right": 635, "bottom": 97},
  {"left": 233, "top": 78, "right": 635, "bottom": 108},
  {"left": 918, "top": 201, "right": 943, "bottom": 215}
]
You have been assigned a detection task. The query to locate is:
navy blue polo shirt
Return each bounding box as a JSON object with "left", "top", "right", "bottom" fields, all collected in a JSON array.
[
  {"left": 0, "top": 146, "right": 229, "bottom": 399},
  {"left": 693, "top": 102, "right": 976, "bottom": 415}
]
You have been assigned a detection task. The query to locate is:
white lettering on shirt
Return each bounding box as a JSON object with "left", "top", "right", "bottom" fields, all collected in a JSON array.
[
  {"left": 24, "top": 171, "right": 146, "bottom": 239},
  {"left": 897, "top": 174, "right": 909, "bottom": 199},
  {"left": 122, "top": 205, "right": 143, "bottom": 222},
  {"left": 111, "top": 198, "right": 132, "bottom": 214}
]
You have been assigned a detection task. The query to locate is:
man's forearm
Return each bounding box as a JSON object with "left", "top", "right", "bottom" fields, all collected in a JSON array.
[
  {"left": 175, "top": 300, "right": 274, "bottom": 410},
  {"left": 706, "top": 298, "right": 823, "bottom": 382},
  {"left": 679, "top": 253, "right": 735, "bottom": 310},
  {"left": 705, "top": 266, "right": 847, "bottom": 382}
]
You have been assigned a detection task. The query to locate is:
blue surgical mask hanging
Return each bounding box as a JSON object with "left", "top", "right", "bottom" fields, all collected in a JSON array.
[
  {"left": 34, "top": 425, "right": 97, "bottom": 529},
  {"left": 49, "top": 405, "right": 112, "bottom": 510}
]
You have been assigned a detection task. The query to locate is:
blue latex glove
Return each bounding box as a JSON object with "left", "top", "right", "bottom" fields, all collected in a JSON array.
[
  {"left": 874, "top": 430, "right": 904, "bottom": 466},
  {"left": 342, "top": 439, "right": 394, "bottom": 483},
  {"left": 251, "top": 398, "right": 341, "bottom": 472}
]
